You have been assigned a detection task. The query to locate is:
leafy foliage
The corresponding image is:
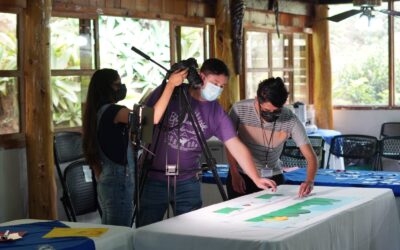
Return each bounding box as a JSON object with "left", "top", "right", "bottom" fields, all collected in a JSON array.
[{"left": 99, "top": 16, "right": 170, "bottom": 107}]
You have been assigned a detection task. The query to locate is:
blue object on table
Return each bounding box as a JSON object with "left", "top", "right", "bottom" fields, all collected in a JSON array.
[
  {"left": 201, "top": 164, "right": 228, "bottom": 185},
  {"left": 307, "top": 129, "right": 341, "bottom": 145},
  {"left": 284, "top": 168, "right": 400, "bottom": 196},
  {"left": 0, "top": 220, "right": 95, "bottom": 250}
]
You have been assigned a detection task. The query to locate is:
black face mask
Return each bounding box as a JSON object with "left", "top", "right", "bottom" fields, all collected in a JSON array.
[
  {"left": 260, "top": 109, "right": 281, "bottom": 123},
  {"left": 115, "top": 84, "right": 127, "bottom": 102}
]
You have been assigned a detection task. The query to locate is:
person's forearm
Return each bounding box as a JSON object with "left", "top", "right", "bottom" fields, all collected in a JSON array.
[
  {"left": 306, "top": 159, "right": 317, "bottom": 183},
  {"left": 226, "top": 147, "right": 240, "bottom": 175},
  {"left": 225, "top": 137, "right": 260, "bottom": 182},
  {"left": 300, "top": 144, "right": 318, "bottom": 182},
  {"left": 153, "top": 83, "right": 175, "bottom": 124}
]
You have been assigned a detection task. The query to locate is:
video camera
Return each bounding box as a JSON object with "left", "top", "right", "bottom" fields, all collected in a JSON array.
[{"left": 169, "top": 58, "right": 203, "bottom": 89}]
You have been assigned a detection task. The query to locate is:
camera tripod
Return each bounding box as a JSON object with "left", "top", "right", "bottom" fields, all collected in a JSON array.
[{"left": 130, "top": 46, "right": 228, "bottom": 228}]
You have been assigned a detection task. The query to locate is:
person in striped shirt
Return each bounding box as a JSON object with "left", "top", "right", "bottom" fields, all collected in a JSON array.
[{"left": 226, "top": 77, "right": 317, "bottom": 199}]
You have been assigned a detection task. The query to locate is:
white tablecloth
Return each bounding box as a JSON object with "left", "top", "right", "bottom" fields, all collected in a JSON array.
[
  {"left": 0, "top": 219, "right": 135, "bottom": 250},
  {"left": 133, "top": 185, "right": 400, "bottom": 250}
]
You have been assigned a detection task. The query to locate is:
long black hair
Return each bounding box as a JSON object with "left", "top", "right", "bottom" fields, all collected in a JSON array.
[{"left": 82, "top": 68, "right": 120, "bottom": 174}]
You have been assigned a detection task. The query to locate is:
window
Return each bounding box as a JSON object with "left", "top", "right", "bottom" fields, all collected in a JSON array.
[
  {"left": 99, "top": 16, "right": 170, "bottom": 109},
  {"left": 330, "top": 3, "right": 391, "bottom": 107},
  {"left": 244, "top": 30, "right": 309, "bottom": 103},
  {"left": 176, "top": 25, "right": 208, "bottom": 64},
  {"left": 0, "top": 12, "right": 20, "bottom": 134},
  {"left": 50, "top": 17, "right": 95, "bottom": 128},
  {"left": 395, "top": 1, "right": 400, "bottom": 104}
]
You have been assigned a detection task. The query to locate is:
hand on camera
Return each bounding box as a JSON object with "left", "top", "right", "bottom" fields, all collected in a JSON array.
[
  {"left": 168, "top": 69, "right": 189, "bottom": 88},
  {"left": 255, "top": 177, "right": 277, "bottom": 192}
]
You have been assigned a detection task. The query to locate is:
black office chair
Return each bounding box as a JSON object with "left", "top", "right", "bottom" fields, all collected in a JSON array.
[
  {"left": 53, "top": 131, "right": 100, "bottom": 221},
  {"left": 327, "top": 134, "right": 379, "bottom": 171},
  {"left": 380, "top": 122, "right": 400, "bottom": 139},
  {"left": 280, "top": 136, "right": 325, "bottom": 168},
  {"left": 377, "top": 136, "right": 400, "bottom": 170}
]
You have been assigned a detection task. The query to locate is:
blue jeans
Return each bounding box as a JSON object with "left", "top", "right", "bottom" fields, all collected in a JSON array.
[
  {"left": 138, "top": 177, "right": 202, "bottom": 226},
  {"left": 97, "top": 146, "right": 135, "bottom": 227}
]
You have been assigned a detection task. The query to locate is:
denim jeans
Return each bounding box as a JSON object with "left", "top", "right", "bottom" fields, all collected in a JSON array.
[
  {"left": 97, "top": 145, "right": 135, "bottom": 227},
  {"left": 138, "top": 176, "right": 202, "bottom": 226}
]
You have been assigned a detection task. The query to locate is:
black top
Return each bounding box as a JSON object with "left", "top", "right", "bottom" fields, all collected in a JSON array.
[{"left": 98, "top": 104, "right": 129, "bottom": 165}]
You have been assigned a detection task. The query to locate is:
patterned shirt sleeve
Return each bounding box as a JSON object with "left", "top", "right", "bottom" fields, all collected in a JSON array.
[{"left": 290, "top": 115, "right": 311, "bottom": 147}]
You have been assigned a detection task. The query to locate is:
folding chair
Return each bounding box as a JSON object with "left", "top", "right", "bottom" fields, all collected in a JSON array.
[
  {"left": 327, "top": 134, "right": 379, "bottom": 171},
  {"left": 53, "top": 131, "right": 100, "bottom": 221},
  {"left": 377, "top": 136, "right": 400, "bottom": 170},
  {"left": 380, "top": 122, "right": 400, "bottom": 139},
  {"left": 280, "top": 136, "right": 325, "bottom": 168}
]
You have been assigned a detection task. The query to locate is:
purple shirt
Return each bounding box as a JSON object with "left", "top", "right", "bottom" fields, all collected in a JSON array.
[{"left": 146, "top": 85, "right": 236, "bottom": 180}]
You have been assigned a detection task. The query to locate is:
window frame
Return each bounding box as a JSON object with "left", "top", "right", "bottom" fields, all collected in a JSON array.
[
  {"left": 331, "top": 1, "right": 400, "bottom": 110},
  {"left": 242, "top": 27, "right": 311, "bottom": 104},
  {"left": 0, "top": 8, "right": 25, "bottom": 148}
]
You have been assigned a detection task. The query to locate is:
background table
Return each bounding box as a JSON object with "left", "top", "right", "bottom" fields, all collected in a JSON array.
[
  {"left": 0, "top": 219, "right": 135, "bottom": 250},
  {"left": 307, "top": 129, "right": 344, "bottom": 169},
  {"left": 201, "top": 164, "right": 228, "bottom": 207},
  {"left": 133, "top": 185, "right": 400, "bottom": 250},
  {"left": 284, "top": 168, "right": 400, "bottom": 196}
]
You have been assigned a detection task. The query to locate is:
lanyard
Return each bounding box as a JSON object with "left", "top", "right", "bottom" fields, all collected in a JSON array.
[{"left": 259, "top": 103, "right": 277, "bottom": 164}]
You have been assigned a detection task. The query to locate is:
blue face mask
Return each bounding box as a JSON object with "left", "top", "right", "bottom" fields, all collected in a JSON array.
[{"left": 200, "top": 82, "right": 223, "bottom": 101}]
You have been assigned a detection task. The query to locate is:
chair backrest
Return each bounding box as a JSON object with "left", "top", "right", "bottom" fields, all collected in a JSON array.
[
  {"left": 380, "top": 122, "right": 400, "bottom": 139},
  {"left": 64, "top": 160, "right": 99, "bottom": 216},
  {"left": 54, "top": 131, "right": 83, "bottom": 164},
  {"left": 379, "top": 136, "right": 400, "bottom": 160},
  {"left": 53, "top": 131, "right": 91, "bottom": 221},
  {"left": 280, "top": 136, "right": 325, "bottom": 168},
  {"left": 327, "top": 134, "right": 378, "bottom": 170}
]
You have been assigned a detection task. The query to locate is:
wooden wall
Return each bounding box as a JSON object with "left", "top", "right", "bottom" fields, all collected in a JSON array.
[{"left": 52, "top": 0, "right": 216, "bottom": 21}]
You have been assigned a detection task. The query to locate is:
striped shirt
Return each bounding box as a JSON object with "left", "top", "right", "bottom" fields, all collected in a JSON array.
[{"left": 229, "top": 99, "right": 310, "bottom": 176}]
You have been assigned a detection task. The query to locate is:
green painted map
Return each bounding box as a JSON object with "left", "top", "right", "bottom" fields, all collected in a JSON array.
[{"left": 246, "top": 198, "right": 340, "bottom": 222}]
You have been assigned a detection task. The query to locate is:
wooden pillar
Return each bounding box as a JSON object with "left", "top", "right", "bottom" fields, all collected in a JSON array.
[
  {"left": 312, "top": 5, "right": 333, "bottom": 129},
  {"left": 215, "top": 0, "right": 241, "bottom": 111},
  {"left": 24, "top": 0, "right": 57, "bottom": 219}
]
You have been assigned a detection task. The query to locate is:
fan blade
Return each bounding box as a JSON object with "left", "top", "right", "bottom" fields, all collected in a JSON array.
[
  {"left": 379, "top": 9, "right": 400, "bottom": 17},
  {"left": 327, "top": 9, "right": 363, "bottom": 22}
]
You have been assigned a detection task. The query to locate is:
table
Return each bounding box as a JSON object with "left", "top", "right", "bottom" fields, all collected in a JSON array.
[
  {"left": 284, "top": 168, "right": 400, "bottom": 196},
  {"left": 284, "top": 168, "right": 400, "bottom": 218},
  {"left": 0, "top": 219, "right": 135, "bottom": 250},
  {"left": 201, "top": 164, "right": 228, "bottom": 207},
  {"left": 133, "top": 185, "right": 400, "bottom": 250},
  {"left": 308, "top": 129, "right": 344, "bottom": 170}
]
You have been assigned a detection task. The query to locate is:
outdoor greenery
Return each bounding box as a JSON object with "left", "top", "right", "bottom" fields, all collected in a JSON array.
[
  {"left": 99, "top": 16, "right": 170, "bottom": 109},
  {"left": 329, "top": 3, "right": 400, "bottom": 106},
  {"left": 0, "top": 13, "right": 19, "bottom": 134}
]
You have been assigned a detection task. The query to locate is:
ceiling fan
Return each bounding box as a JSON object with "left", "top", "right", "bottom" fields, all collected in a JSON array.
[{"left": 326, "top": 0, "right": 400, "bottom": 22}]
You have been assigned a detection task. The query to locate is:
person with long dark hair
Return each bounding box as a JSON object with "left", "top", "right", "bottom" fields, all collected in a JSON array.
[{"left": 82, "top": 68, "right": 187, "bottom": 226}]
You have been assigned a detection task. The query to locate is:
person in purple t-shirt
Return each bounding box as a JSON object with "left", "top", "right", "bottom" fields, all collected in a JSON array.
[{"left": 139, "top": 58, "right": 277, "bottom": 226}]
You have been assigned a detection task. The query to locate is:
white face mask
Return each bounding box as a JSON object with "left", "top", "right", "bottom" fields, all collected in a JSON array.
[{"left": 200, "top": 82, "right": 223, "bottom": 101}]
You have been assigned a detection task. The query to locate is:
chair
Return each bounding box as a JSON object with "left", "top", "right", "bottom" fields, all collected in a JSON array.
[
  {"left": 327, "top": 134, "right": 379, "bottom": 171},
  {"left": 380, "top": 122, "right": 400, "bottom": 139},
  {"left": 53, "top": 131, "right": 100, "bottom": 221},
  {"left": 377, "top": 136, "right": 400, "bottom": 170},
  {"left": 280, "top": 136, "right": 325, "bottom": 168}
]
